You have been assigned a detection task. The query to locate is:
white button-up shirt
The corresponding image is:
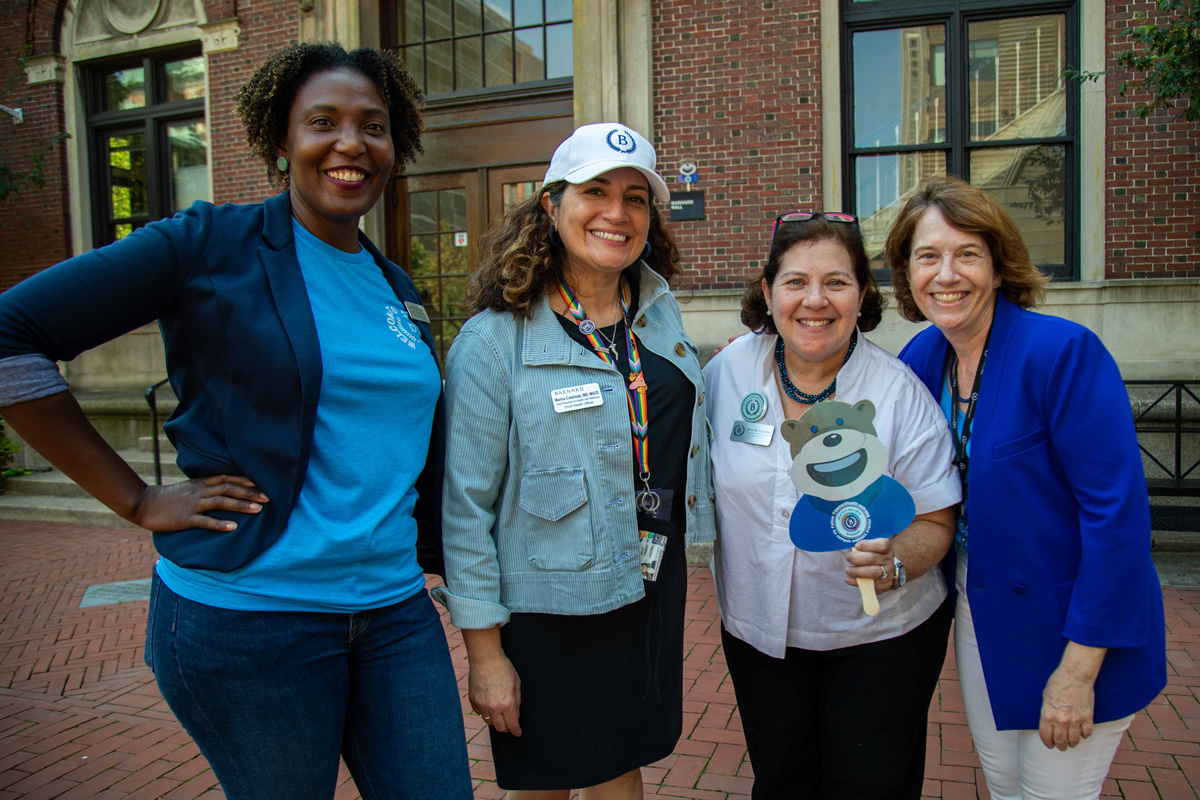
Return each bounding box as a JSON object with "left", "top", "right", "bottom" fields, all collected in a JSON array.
[{"left": 704, "top": 331, "right": 960, "bottom": 657}]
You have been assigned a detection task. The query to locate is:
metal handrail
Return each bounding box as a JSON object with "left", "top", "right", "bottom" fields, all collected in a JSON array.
[
  {"left": 144, "top": 378, "right": 170, "bottom": 486},
  {"left": 1124, "top": 380, "right": 1200, "bottom": 489}
]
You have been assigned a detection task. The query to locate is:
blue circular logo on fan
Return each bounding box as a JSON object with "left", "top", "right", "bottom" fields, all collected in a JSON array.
[
  {"left": 606, "top": 129, "right": 637, "bottom": 154},
  {"left": 830, "top": 501, "right": 871, "bottom": 544}
]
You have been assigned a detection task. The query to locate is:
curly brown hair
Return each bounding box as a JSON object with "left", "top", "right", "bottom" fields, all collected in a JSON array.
[
  {"left": 235, "top": 43, "right": 424, "bottom": 189},
  {"left": 741, "top": 215, "right": 885, "bottom": 334},
  {"left": 885, "top": 175, "right": 1050, "bottom": 322},
  {"left": 464, "top": 181, "right": 682, "bottom": 317}
]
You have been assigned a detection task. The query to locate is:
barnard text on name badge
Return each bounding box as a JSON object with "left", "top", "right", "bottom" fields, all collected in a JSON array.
[{"left": 552, "top": 383, "right": 604, "bottom": 413}]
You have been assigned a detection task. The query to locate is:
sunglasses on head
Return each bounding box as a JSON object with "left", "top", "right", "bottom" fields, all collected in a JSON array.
[{"left": 771, "top": 211, "right": 859, "bottom": 238}]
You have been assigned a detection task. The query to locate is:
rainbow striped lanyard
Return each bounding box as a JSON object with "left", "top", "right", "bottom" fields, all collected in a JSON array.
[{"left": 557, "top": 279, "right": 652, "bottom": 488}]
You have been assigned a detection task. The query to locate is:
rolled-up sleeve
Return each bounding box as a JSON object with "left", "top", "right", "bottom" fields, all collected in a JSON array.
[
  {"left": 0, "top": 354, "right": 69, "bottom": 407},
  {"left": 433, "top": 326, "right": 513, "bottom": 629},
  {"left": 0, "top": 206, "right": 201, "bottom": 404}
]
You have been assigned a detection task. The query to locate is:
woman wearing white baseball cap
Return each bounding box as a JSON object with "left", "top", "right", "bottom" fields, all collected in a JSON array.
[{"left": 435, "top": 123, "right": 715, "bottom": 798}]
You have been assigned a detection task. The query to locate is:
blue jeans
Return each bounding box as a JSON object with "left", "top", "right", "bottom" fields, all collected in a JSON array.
[{"left": 146, "top": 572, "right": 472, "bottom": 800}]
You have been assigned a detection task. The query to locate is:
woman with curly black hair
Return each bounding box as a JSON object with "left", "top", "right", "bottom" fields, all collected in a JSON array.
[{"left": 0, "top": 43, "right": 472, "bottom": 800}]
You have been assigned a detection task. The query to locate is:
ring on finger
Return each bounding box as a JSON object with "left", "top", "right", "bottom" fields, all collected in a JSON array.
[{"left": 879, "top": 565, "right": 888, "bottom": 580}]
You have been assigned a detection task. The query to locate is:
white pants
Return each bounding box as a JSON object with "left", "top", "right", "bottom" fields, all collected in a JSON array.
[{"left": 954, "top": 555, "right": 1132, "bottom": 800}]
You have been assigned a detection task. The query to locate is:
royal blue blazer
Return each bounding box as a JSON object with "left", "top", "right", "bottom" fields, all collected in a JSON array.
[
  {"left": 0, "top": 192, "right": 446, "bottom": 576},
  {"left": 900, "top": 294, "right": 1165, "bottom": 730}
]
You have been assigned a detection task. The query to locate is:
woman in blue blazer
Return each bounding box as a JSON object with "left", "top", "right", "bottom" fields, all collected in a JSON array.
[
  {"left": 887, "top": 177, "right": 1165, "bottom": 800},
  {"left": 0, "top": 44, "right": 471, "bottom": 800}
]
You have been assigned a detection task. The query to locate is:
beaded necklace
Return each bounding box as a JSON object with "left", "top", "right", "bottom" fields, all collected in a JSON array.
[{"left": 775, "top": 329, "right": 858, "bottom": 405}]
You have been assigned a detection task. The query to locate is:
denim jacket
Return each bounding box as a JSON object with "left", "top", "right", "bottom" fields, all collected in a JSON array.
[{"left": 432, "top": 265, "right": 716, "bottom": 629}]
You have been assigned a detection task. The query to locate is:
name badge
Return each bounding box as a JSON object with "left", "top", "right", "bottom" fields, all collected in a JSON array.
[
  {"left": 731, "top": 420, "right": 774, "bottom": 446},
  {"left": 552, "top": 383, "right": 603, "bottom": 413},
  {"left": 404, "top": 301, "right": 430, "bottom": 324}
]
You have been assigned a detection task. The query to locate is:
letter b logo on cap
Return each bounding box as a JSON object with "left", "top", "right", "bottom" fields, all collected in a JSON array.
[{"left": 606, "top": 128, "right": 637, "bottom": 154}]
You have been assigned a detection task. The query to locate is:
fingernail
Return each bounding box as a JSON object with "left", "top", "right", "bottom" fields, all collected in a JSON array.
[
  {"left": 225, "top": 522, "right": 237, "bottom": 530},
  {"left": 248, "top": 503, "right": 262, "bottom": 512},
  {"left": 258, "top": 493, "right": 270, "bottom": 502}
]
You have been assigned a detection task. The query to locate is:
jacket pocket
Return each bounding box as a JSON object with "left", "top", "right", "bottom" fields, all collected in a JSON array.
[
  {"left": 518, "top": 467, "right": 595, "bottom": 571},
  {"left": 992, "top": 426, "right": 1049, "bottom": 460}
]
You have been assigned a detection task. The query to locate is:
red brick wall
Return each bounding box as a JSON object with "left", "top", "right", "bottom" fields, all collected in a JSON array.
[
  {"left": 205, "top": 0, "right": 296, "bottom": 205},
  {"left": 651, "top": 0, "right": 823, "bottom": 292},
  {"left": 1104, "top": 0, "right": 1200, "bottom": 279},
  {"left": 0, "top": 7, "right": 72, "bottom": 290},
  {"left": 0, "top": 1, "right": 295, "bottom": 292}
]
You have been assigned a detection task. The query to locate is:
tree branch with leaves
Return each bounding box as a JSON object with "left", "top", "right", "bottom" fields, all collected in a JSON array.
[{"left": 1067, "top": 0, "right": 1199, "bottom": 123}]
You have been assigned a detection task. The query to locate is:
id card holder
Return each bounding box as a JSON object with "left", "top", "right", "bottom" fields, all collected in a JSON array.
[
  {"left": 636, "top": 512, "right": 674, "bottom": 583},
  {"left": 639, "top": 530, "right": 667, "bottom": 582}
]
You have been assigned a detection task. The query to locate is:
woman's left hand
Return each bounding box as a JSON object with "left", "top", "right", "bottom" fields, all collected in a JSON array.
[
  {"left": 1039, "top": 642, "right": 1106, "bottom": 750},
  {"left": 845, "top": 538, "right": 895, "bottom": 592}
]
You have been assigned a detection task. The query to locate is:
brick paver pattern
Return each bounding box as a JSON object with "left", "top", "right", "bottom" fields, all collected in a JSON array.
[{"left": 0, "top": 521, "right": 1195, "bottom": 799}]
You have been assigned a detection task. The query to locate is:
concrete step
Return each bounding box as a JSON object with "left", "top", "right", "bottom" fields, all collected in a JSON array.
[
  {"left": 5, "top": 470, "right": 185, "bottom": 498},
  {"left": 0, "top": 494, "right": 136, "bottom": 528},
  {"left": 117, "top": 448, "right": 186, "bottom": 479},
  {"left": 138, "top": 435, "right": 176, "bottom": 454}
]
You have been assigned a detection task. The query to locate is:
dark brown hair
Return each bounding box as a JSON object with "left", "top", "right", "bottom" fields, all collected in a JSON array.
[
  {"left": 235, "top": 43, "right": 424, "bottom": 189},
  {"left": 884, "top": 175, "right": 1049, "bottom": 322},
  {"left": 741, "top": 215, "right": 885, "bottom": 334},
  {"left": 464, "top": 181, "right": 682, "bottom": 317}
]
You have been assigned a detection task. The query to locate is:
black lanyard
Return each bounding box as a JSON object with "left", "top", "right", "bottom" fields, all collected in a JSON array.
[{"left": 947, "top": 320, "right": 995, "bottom": 523}]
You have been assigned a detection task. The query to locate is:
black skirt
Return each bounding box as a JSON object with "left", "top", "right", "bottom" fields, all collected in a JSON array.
[{"left": 491, "top": 503, "right": 688, "bottom": 790}]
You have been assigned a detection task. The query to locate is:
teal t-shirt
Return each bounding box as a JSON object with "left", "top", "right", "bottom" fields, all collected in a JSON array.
[{"left": 157, "top": 220, "right": 440, "bottom": 611}]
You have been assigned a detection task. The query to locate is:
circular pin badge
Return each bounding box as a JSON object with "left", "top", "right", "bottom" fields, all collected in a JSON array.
[
  {"left": 740, "top": 392, "right": 768, "bottom": 422},
  {"left": 831, "top": 501, "right": 872, "bottom": 545},
  {"left": 578, "top": 320, "right": 596, "bottom": 334}
]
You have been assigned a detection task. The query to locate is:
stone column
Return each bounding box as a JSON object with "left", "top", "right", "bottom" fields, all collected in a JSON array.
[{"left": 572, "top": 0, "right": 653, "bottom": 138}]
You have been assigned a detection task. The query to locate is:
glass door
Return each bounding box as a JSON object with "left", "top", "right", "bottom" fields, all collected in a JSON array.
[{"left": 400, "top": 164, "right": 547, "bottom": 361}]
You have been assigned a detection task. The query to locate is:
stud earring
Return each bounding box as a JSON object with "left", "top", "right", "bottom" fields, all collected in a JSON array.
[
  {"left": 766, "top": 308, "right": 773, "bottom": 316},
  {"left": 276, "top": 155, "right": 289, "bottom": 173}
]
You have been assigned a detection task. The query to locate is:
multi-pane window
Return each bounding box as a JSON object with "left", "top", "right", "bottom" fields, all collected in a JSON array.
[
  {"left": 844, "top": 0, "right": 1078, "bottom": 279},
  {"left": 86, "top": 52, "right": 208, "bottom": 246},
  {"left": 409, "top": 188, "right": 470, "bottom": 360},
  {"left": 397, "top": 0, "right": 572, "bottom": 94}
]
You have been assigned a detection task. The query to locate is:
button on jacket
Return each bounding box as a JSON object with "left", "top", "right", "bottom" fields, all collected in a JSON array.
[{"left": 434, "top": 265, "right": 716, "bottom": 629}]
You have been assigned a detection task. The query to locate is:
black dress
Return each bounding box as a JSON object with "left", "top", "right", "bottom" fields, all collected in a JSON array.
[{"left": 491, "top": 281, "right": 693, "bottom": 790}]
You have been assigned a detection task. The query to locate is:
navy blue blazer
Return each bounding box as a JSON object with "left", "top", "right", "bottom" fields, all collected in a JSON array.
[
  {"left": 900, "top": 294, "right": 1165, "bottom": 730},
  {"left": 0, "top": 192, "right": 446, "bottom": 576}
]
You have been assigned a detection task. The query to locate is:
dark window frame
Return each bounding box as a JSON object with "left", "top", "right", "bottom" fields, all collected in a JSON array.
[
  {"left": 841, "top": 0, "right": 1080, "bottom": 280},
  {"left": 385, "top": 0, "right": 573, "bottom": 98},
  {"left": 83, "top": 47, "right": 206, "bottom": 247}
]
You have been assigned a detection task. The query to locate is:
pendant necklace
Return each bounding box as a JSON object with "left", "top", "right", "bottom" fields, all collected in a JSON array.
[{"left": 557, "top": 279, "right": 656, "bottom": 510}]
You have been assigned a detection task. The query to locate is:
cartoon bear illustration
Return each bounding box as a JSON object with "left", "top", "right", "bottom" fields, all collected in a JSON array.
[{"left": 780, "top": 399, "right": 915, "bottom": 553}]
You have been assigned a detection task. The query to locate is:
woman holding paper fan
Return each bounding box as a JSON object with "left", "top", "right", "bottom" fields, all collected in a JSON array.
[
  {"left": 891, "top": 176, "right": 1165, "bottom": 800},
  {"left": 704, "top": 213, "right": 959, "bottom": 799},
  {"left": 436, "top": 123, "right": 715, "bottom": 798}
]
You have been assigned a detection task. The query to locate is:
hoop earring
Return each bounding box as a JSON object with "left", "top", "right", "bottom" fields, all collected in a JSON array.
[
  {"left": 640, "top": 241, "right": 652, "bottom": 260},
  {"left": 276, "top": 155, "right": 289, "bottom": 173},
  {"left": 548, "top": 225, "right": 564, "bottom": 248}
]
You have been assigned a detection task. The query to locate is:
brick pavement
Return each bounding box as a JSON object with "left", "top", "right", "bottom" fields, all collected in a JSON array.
[{"left": 0, "top": 520, "right": 1196, "bottom": 799}]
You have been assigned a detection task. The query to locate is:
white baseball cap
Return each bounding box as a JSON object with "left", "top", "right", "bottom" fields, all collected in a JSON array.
[{"left": 544, "top": 123, "right": 671, "bottom": 203}]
